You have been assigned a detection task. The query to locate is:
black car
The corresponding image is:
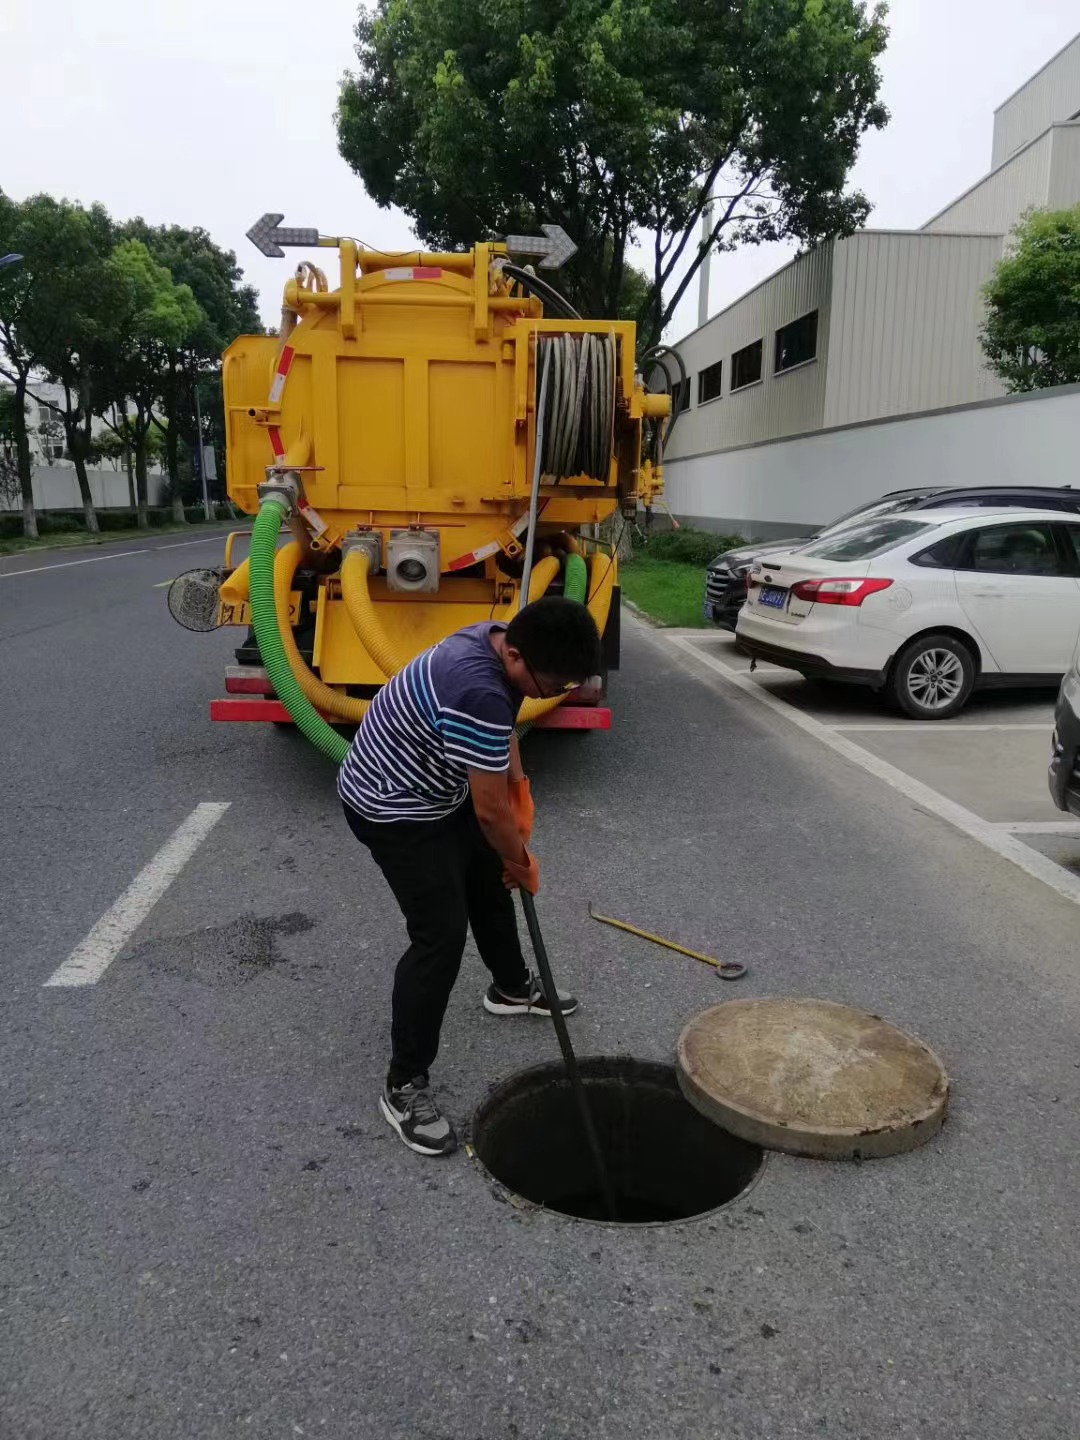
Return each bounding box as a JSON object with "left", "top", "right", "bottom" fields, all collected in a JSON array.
[
  {"left": 1049, "top": 647, "right": 1080, "bottom": 817},
  {"left": 704, "top": 485, "right": 1080, "bottom": 631}
]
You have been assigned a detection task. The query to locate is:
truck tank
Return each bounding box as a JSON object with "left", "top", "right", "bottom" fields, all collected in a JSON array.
[{"left": 186, "top": 236, "right": 670, "bottom": 742}]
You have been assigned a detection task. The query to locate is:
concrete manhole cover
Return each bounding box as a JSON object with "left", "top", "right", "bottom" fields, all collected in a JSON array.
[{"left": 677, "top": 997, "right": 949, "bottom": 1160}]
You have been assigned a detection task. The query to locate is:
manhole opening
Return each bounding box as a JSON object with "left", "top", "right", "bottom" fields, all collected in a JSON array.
[{"left": 472, "top": 1056, "right": 764, "bottom": 1226}]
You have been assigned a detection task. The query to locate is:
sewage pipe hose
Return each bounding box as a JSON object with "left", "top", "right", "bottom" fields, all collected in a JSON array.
[{"left": 248, "top": 490, "right": 355, "bottom": 764}]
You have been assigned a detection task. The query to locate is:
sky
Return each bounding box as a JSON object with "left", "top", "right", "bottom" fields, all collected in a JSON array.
[{"left": 3, "top": 0, "right": 1079, "bottom": 342}]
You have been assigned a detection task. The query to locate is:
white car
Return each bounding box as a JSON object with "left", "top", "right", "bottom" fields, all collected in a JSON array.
[{"left": 735, "top": 508, "right": 1080, "bottom": 719}]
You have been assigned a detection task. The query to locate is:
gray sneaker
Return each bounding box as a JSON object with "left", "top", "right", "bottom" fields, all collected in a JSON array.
[
  {"left": 380, "top": 1075, "right": 457, "bottom": 1156},
  {"left": 483, "top": 971, "right": 578, "bottom": 1017}
]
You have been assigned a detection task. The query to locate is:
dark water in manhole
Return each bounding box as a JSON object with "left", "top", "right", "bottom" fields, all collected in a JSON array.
[{"left": 472, "top": 1056, "right": 763, "bottom": 1226}]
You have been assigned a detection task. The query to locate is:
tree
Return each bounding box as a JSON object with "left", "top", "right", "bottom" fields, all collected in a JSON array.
[
  {"left": 0, "top": 385, "right": 23, "bottom": 510},
  {"left": 0, "top": 193, "right": 44, "bottom": 536},
  {"left": 100, "top": 240, "right": 201, "bottom": 528},
  {"left": 0, "top": 193, "right": 121, "bottom": 535},
  {"left": 337, "top": 0, "right": 888, "bottom": 347},
  {"left": 981, "top": 206, "right": 1080, "bottom": 393},
  {"left": 122, "top": 222, "right": 260, "bottom": 517}
]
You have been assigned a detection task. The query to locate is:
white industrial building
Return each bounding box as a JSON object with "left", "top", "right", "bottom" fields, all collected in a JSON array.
[
  {"left": 664, "top": 31, "right": 1080, "bottom": 537},
  {"left": 0, "top": 379, "right": 166, "bottom": 511}
]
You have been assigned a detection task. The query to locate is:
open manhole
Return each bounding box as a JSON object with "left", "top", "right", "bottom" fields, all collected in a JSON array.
[{"left": 472, "top": 1056, "right": 764, "bottom": 1225}]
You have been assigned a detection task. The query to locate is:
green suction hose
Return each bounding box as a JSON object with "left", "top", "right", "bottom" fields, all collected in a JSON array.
[
  {"left": 249, "top": 498, "right": 350, "bottom": 765},
  {"left": 563, "top": 551, "right": 588, "bottom": 604},
  {"left": 514, "top": 551, "right": 591, "bottom": 738}
]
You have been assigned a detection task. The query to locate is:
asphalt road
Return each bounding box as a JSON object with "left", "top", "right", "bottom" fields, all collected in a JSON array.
[{"left": 3, "top": 535, "right": 1079, "bottom": 1440}]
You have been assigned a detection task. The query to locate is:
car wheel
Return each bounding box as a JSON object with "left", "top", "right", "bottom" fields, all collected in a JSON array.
[{"left": 888, "top": 634, "right": 975, "bottom": 720}]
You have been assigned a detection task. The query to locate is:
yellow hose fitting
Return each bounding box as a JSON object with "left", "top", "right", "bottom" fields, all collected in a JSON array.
[
  {"left": 273, "top": 542, "right": 370, "bottom": 723},
  {"left": 340, "top": 548, "right": 409, "bottom": 680}
]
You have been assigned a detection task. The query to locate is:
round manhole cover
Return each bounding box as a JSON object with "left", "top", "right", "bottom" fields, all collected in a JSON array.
[{"left": 677, "top": 998, "right": 949, "bottom": 1160}]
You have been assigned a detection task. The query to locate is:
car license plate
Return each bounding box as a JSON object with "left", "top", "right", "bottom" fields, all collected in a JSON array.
[{"left": 759, "top": 585, "right": 788, "bottom": 610}]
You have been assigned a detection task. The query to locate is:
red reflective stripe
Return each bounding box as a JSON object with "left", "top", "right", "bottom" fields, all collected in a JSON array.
[
  {"left": 225, "top": 669, "right": 274, "bottom": 695},
  {"left": 278, "top": 345, "right": 295, "bottom": 377},
  {"left": 211, "top": 698, "right": 333, "bottom": 723},
  {"left": 268, "top": 426, "right": 285, "bottom": 457},
  {"left": 533, "top": 706, "right": 612, "bottom": 731},
  {"left": 412, "top": 267, "right": 442, "bottom": 279},
  {"left": 448, "top": 552, "right": 479, "bottom": 572}
]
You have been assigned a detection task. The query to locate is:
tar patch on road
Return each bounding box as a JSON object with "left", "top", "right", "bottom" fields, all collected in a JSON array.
[{"left": 122, "top": 911, "right": 314, "bottom": 988}]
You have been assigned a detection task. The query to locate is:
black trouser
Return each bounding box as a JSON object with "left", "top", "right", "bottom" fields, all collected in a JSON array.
[{"left": 343, "top": 800, "right": 530, "bottom": 1083}]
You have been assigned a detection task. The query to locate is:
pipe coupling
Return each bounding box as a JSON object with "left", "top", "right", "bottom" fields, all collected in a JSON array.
[
  {"left": 342, "top": 529, "right": 382, "bottom": 572},
  {"left": 258, "top": 470, "right": 301, "bottom": 512}
]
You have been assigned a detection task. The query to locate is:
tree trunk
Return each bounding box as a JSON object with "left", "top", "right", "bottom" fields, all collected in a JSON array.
[
  {"left": 14, "top": 375, "right": 37, "bottom": 540},
  {"left": 71, "top": 450, "right": 100, "bottom": 533},
  {"left": 125, "top": 447, "right": 136, "bottom": 510},
  {"left": 134, "top": 430, "right": 149, "bottom": 530},
  {"left": 162, "top": 411, "right": 185, "bottom": 524}
]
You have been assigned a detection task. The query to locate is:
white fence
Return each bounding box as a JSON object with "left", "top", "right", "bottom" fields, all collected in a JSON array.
[
  {"left": 1, "top": 466, "right": 169, "bottom": 511},
  {"left": 662, "top": 384, "right": 1080, "bottom": 538}
]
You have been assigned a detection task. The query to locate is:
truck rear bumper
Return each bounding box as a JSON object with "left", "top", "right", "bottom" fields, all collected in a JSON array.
[{"left": 212, "top": 669, "right": 611, "bottom": 730}]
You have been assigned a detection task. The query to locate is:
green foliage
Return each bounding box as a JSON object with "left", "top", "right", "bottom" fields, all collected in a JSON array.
[
  {"left": 0, "top": 386, "right": 22, "bottom": 441},
  {"left": 0, "top": 190, "right": 259, "bottom": 532},
  {"left": 337, "top": 0, "right": 888, "bottom": 344},
  {"left": 619, "top": 557, "right": 711, "bottom": 627},
  {"left": 981, "top": 206, "right": 1080, "bottom": 392},
  {"left": 631, "top": 525, "right": 745, "bottom": 566}
]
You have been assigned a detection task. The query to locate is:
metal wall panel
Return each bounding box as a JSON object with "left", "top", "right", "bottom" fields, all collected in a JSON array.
[
  {"left": 992, "top": 31, "right": 1080, "bottom": 166},
  {"left": 823, "top": 232, "right": 1005, "bottom": 429},
  {"left": 663, "top": 385, "right": 1080, "bottom": 536},
  {"left": 666, "top": 246, "right": 831, "bottom": 459},
  {"left": 923, "top": 129, "right": 1055, "bottom": 234},
  {"left": 1049, "top": 121, "right": 1080, "bottom": 206}
]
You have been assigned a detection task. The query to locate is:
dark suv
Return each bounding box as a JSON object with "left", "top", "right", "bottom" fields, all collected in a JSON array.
[{"left": 704, "top": 485, "right": 1080, "bottom": 630}]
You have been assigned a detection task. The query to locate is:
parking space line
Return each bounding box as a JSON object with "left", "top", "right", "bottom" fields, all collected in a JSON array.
[
  {"left": 43, "top": 802, "right": 231, "bottom": 988},
  {"left": 993, "top": 820, "right": 1080, "bottom": 834},
  {"left": 665, "top": 632, "right": 1080, "bottom": 910},
  {"left": 834, "top": 723, "right": 1051, "bottom": 733}
]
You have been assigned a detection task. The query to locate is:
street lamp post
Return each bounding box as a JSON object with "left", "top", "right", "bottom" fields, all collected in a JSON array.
[{"left": 192, "top": 376, "right": 212, "bottom": 523}]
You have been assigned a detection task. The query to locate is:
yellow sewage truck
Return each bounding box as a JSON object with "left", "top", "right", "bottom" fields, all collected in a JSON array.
[{"left": 182, "top": 229, "right": 671, "bottom": 762}]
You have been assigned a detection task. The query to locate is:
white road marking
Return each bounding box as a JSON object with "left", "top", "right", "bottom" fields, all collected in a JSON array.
[
  {"left": 666, "top": 632, "right": 1080, "bottom": 910},
  {"left": 152, "top": 536, "right": 227, "bottom": 550},
  {"left": 44, "top": 803, "right": 231, "bottom": 988},
  {"left": 833, "top": 722, "right": 1051, "bottom": 733},
  {"left": 0, "top": 550, "right": 149, "bottom": 579},
  {"left": 993, "top": 820, "right": 1080, "bottom": 835}
]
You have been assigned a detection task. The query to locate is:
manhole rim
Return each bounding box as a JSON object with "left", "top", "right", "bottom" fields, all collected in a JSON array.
[
  {"left": 677, "top": 997, "right": 950, "bottom": 1160},
  {"left": 469, "top": 1053, "right": 769, "bottom": 1229}
]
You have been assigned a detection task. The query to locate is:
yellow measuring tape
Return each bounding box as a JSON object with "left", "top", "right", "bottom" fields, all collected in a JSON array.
[{"left": 587, "top": 904, "right": 747, "bottom": 980}]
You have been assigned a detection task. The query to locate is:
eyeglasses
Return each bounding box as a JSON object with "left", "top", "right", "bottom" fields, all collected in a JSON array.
[{"left": 522, "top": 657, "right": 582, "bottom": 700}]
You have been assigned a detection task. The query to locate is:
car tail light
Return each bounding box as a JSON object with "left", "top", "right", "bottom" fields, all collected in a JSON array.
[
  {"left": 746, "top": 573, "right": 760, "bottom": 591},
  {"left": 790, "top": 577, "right": 894, "bottom": 607}
]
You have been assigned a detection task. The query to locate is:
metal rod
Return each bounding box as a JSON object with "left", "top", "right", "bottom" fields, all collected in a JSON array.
[
  {"left": 519, "top": 892, "right": 619, "bottom": 1222},
  {"left": 517, "top": 337, "right": 552, "bottom": 610}
]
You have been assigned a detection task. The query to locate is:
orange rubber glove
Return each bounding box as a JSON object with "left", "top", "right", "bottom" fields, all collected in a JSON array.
[
  {"left": 502, "top": 850, "right": 540, "bottom": 895},
  {"left": 507, "top": 777, "right": 535, "bottom": 844}
]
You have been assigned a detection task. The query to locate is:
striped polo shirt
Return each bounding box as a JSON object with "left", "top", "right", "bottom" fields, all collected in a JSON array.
[{"left": 338, "top": 622, "right": 521, "bottom": 823}]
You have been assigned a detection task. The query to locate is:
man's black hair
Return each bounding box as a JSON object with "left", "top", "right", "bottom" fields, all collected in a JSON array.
[{"left": 505, "top": 596, "right": 601, "bottom": 679}]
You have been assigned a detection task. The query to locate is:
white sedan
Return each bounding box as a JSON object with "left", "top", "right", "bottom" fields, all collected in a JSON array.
[{"left": 735, "top": 508, "right": 1080, "bottom": 719}]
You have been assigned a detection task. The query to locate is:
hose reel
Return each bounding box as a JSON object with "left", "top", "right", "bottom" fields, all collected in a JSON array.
[{"left": 536, "top": 332, "right": 616, "bottom": 483}]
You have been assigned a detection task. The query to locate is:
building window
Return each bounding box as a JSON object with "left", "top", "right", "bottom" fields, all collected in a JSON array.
[
  {"left": 697, "top": 360, "right": 723, "bottom": 405},
  {"left": 672, "top": 377, "right": 691, "bottom": 414},
  {"left": 730, "top": 339, "right": 763, "bottom": 392},
  {"left": 775, "top": 310, "right": 818, "bottom": 374}
]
